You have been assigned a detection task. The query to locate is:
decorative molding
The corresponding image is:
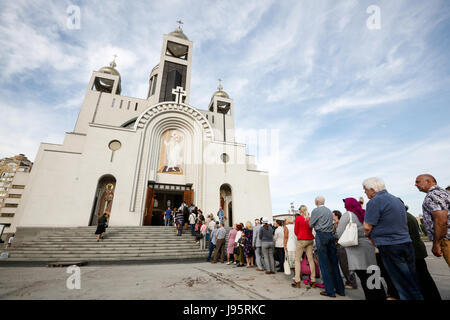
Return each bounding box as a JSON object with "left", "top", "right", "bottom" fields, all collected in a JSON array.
[
  {"left": 43, "top": 150, "right": 82, "bottom": 155},
  {"left": 135, "top": 102, "right": 214, "bottom": 141}
]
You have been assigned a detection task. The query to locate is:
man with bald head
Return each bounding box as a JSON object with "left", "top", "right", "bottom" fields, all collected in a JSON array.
[
  {"left": 309, "top": 196, "right": 345, "bottom": 298},
  {"left": 415, "top": 174, "right": 450, "bottom": 267}
]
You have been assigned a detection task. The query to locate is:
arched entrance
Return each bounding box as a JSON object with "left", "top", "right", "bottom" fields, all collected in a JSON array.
[
  {"left": 219, "top": 184, "right": 232, "bottom": 227},
  {"left": 89, "top": 175, "right": 116, "bottom": 226}
]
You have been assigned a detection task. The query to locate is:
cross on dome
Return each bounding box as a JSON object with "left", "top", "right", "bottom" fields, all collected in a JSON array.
[
  {"left": 176, "top": 20, "right": 184, "bottom": 30},
  {"left": 110, "top": 54, "right": 118, "bottom": 68},
  {"left": 172, "top": 86, "right": 186, "bottom": 104},
  {"left": 217, "top": 78, "right": 223, "bottom": 91}
]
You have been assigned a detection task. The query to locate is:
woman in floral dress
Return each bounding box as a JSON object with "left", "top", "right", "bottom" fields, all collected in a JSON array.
[{"left": 243, "top": 221, "right": 255, "bottom": 267}]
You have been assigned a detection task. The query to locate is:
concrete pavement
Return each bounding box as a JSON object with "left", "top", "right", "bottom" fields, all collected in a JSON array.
[{"left": 0, "top": 242, "right": 448, "bottom": 300}]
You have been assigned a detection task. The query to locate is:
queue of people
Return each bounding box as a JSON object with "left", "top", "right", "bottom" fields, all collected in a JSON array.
[{"left": 201, "top": 174, "right": 448, "bottom": 300}]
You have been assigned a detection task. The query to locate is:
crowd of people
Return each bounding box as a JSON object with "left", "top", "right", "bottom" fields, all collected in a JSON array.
[{"left": 186, "top": 174, "right": 449, "bottom": 300}]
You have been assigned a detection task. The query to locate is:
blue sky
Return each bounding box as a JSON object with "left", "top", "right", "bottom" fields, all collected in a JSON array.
[{"left": 1, "top": 0, "right": 449, "bottom": 217}]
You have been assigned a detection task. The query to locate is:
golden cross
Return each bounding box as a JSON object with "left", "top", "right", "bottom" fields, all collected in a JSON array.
[{"left": 176, "top": 20, "right": 183, "bottom": 27}]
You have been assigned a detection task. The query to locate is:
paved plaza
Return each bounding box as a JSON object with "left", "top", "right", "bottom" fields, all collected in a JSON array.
[{"left": 0, "top": 242, "right": 448, "bottom": 300}]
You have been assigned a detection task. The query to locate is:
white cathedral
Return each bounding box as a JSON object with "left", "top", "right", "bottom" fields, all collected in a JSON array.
[{"left": 12, "top": 26, "right": 272, "bottom": 230}]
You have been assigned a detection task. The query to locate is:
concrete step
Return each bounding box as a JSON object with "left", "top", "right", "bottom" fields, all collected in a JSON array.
[
  {"left": 8, "top": 245, "right": 201, "bottom": 252},
  {"left": 6, "top": 226, "right": 212, "bottom": 264},
  {"left": 0, "top": 254, "right": 210, "bottom": 263},
  {"left": 8, "top": 250, "right": 208, "bottom": 257},
  {"left": 8, "top": 247, "right": 202, "bottom": 254},
  {"left": 6, "top": 242, "right": 199, "bottom": 251}
]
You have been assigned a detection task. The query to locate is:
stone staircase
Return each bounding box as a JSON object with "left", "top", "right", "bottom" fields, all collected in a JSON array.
[{"left": 1, "top": 226, "right": 209, "bottom": 264}]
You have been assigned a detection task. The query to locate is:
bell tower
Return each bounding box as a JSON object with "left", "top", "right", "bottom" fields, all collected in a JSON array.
[{"left": 147, "top": 21, "right": 193, "bottom": 105}]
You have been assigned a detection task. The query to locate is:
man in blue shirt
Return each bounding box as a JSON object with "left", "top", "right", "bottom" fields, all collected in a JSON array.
[
  {"left": 363, "top": 177, "right": 423, "bottom": 300},
  {"left": 217, "top": 207, "right": 225, "bottom": 225},
  {"left": 164, "top": 207, "right": 173, "bottom": 226},
  {"left": 206, "top": 223, "right": 219, "bottom": 262},
  {"left": 310, "top": 196, "right": 345, "bottom": 298}
]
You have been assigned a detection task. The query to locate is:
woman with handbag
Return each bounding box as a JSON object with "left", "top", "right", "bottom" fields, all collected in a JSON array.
[
  {"left": 336, "top": 198, "right": 386, "bottom": 300},
  {"left": 292, "top": 205, "right": 316, "bottom": 288},
  {"left": 234, "top": 224, "right": 245, "bottom": 267}
]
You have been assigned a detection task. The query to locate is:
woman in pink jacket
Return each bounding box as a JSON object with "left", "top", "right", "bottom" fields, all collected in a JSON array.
[{"left": 226, "top": 224, "right": 238, "bottom": 265}]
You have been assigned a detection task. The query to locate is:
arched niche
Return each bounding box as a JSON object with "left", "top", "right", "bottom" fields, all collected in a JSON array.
[
  {"left": 219, "top": 184, "right": 232, "bottom": 227},
  {"left": 89, "top": 174, "right": 117, "bottom": 226}
]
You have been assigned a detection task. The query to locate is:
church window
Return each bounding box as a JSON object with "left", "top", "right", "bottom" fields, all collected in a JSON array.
[
  {"left": 212, "top": 115, "right": 215, "bottom": 124},
  {"left": 109, "top": 140, "right": 121, "bottom": 151},
  {"left": 8, "top": 194, "right": 21, "bottom": 198},
  {"left": 127, "top": 101, "right": 130, "bottom": 110},
  {"left": 111, "top": 98, "right": 116, "bottom": 108},
  {"left": 119, "top": 100, "right": 123, "bottom": 109},
  {"left": 4, "top": 203, "right": 18, "bottom": 208},
  {"left": 206, "top": 114, "right": 208, "bottom": 120},
  {"left": 151, "top": 75, "right": 158, "bottom": 95},
  {"left": 12, "top": 185, "right": 25, "bottom": 189},
  {"left": 1, "top": 213, "right": 14, "bottom": 217},
  {"left": 135, "top": 102, "right": 138, "bottom": 111},
  {"left": 149, "top": 77, "right": 153, "bottom": 95},
  {"left": 166, "top": 41, "right": 188, "bottom": 60},
  {"left": 221, "top": 153, "right": 230, "bottom": 163},
  {"left": 159, "top": 61, "right": 186, "bottom": 102}
]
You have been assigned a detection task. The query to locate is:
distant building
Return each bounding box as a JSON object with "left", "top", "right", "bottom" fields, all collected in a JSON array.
[
  {"left": 0, "top": 154, "right": 32, "bottom": 240},
  {"left": 272, "top": 202, "right": 298, "bottom": 223}
]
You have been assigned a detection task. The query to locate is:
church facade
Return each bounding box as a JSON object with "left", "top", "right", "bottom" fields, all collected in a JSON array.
[{"left": 12, "top": 27, "right": 272, "bottom": 230}]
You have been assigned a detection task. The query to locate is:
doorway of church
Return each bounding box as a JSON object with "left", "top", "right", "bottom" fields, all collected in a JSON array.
[
  {"left": 143, "top": 183, "right": 194, "bottom": 226},
  {"left": 150, "top": 192, "right": 184, "bottom": 226},
  {"left": 219, "top": 184, "right": 232, "bottom": 227}
]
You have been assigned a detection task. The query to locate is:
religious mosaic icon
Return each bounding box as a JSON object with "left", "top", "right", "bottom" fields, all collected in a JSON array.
[
  {"left": 158, "top": 130, "right": 184, "bottom": 174},
  {"left": 97, "top": 183, "right": 115, "bottom": 219}
]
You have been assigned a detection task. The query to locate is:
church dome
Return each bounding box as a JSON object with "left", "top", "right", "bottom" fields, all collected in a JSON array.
[
  {"left": 98, "top": 66, "right": 120, "bottom": 77},
  {"left": 94, "top": 58, "right": 121, "bottom": 93},
  {"left": 169, "top": 26, "right": 189, "bottom": 41},
  {"left": 212, "top": 90, "right": 229, "bottom": 99},
  {"left": 212, "top": 80, "right": 229, "bottom": 99}
]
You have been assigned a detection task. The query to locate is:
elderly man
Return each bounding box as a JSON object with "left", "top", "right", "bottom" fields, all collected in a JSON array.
[
  {"left": 415, "top": 174, "right": 450, "bottom": 267},
  {"left": 309, "top": 196, "right": 345, "bottom": 298},
  {"left": 363, "top": 177, "right": 423, "bottom": 300},
  {"left": 253, "top": 219, "right": 265, "bottom": 271},
  {"left": 212, "top": 222, "right": 227, "bottom": 264}
]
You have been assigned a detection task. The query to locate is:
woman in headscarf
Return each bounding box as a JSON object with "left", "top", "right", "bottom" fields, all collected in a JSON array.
[{"left": 336, "top": 198, "right": 386, "bottom": 300}]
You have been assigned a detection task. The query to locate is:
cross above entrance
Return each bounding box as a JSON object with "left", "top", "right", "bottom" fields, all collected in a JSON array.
[{"left": 172, "top": 86, "right": 186, "bottom": 104}]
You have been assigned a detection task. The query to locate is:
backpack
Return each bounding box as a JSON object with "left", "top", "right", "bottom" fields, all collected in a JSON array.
[{"left": 300, "top": 252, "right": 320, "bottom": 278}]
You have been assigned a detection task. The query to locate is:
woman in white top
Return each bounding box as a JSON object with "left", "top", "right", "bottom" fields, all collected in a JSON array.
[
  {"left": 273, "top": 220, "right": 286, "bottom": 272},
  {"left": 284, "top": 218, "right": 297, "bottom": 270}
]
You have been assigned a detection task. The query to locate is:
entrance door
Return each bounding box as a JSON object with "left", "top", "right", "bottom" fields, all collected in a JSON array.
[
  {"left": 183, "top": 189, "right": 193, "bottom": 206},
  {"left": 143, "top": 187, "right": 154, "bottom": 226}
]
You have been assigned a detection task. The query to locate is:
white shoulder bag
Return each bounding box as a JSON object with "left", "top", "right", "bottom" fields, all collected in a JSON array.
[{"left": 337, "top": 212, "right": 358, "bottom": 247}]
